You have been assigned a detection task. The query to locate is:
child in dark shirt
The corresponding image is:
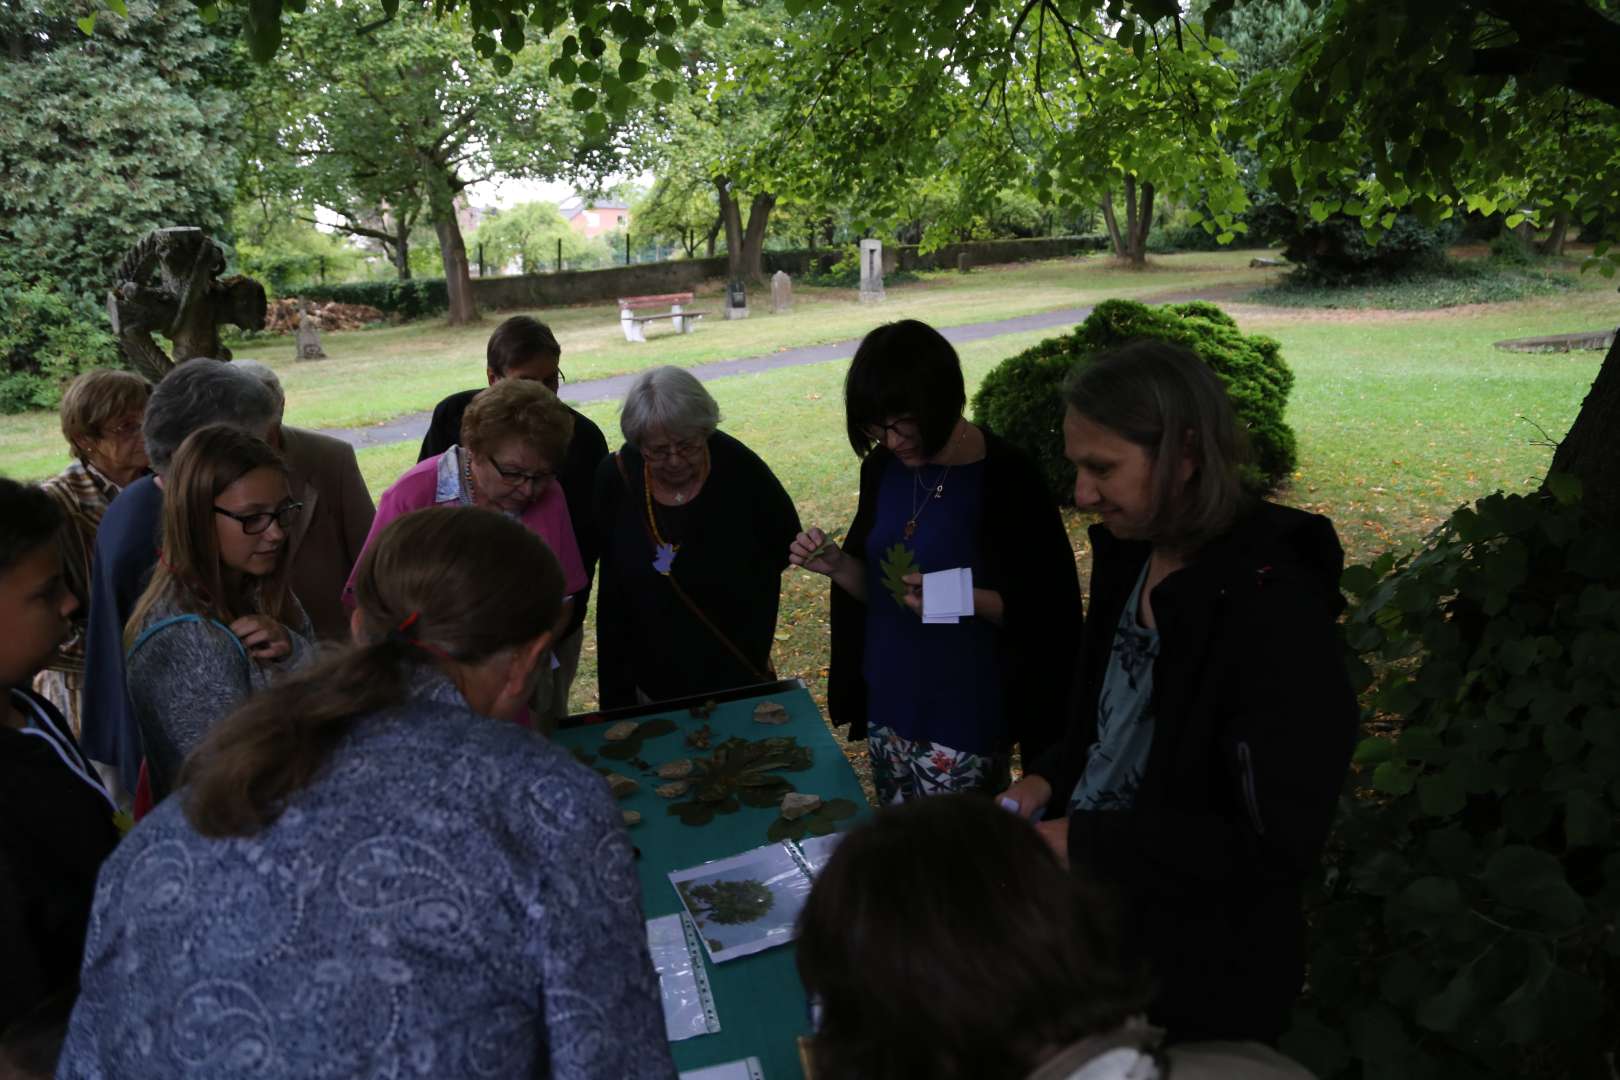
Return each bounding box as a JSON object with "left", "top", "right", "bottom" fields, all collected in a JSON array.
[{"left": 0, "top": 478, "right": 120, "bottom": 1049}]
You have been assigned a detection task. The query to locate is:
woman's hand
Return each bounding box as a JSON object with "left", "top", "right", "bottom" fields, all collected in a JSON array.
[
  {"left": 998, "top": 774, "right": 1053, "bottom": 818},
  {"left": 790, "top": 527, "right": 867, "bottom": 602},
  {"left": 230, "top": 614, "right": 292, "bottom": 662},
  {"left": 900, "top": 572, "right": 923, "bottom": 615},
  {"left": 790, "top": 527, "right": 844, "bottom": 577}
]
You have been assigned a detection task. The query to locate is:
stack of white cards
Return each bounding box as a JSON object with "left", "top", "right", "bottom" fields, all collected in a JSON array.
[{"left": 921, "top": 567, "right": 974, "bottom": 624}]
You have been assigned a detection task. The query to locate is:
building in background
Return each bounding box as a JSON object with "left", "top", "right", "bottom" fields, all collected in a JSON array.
[{"left": 560, "top": 195, "right": 631, "bottom": 239}]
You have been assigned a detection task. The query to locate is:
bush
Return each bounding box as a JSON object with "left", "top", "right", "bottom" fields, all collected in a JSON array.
[
  {"left": 970, "top": 299, "right": 1296, "bottom": 502},
  {"left": 0, "top": 271, "right": 119, "bottom": 415},
  {"left": 1284, "top": 213, "right": 1460, "bottom": 285},
  {"left": 1488, "top": 230, "right": 1538, "bottom": 266},
  {"left": 290, "top": 278, "right": 449, "bottom": 319},
  {"left": 1285, "top": 480, "right": 1620, "bottom": 1078},
  {"left": 1249, "top": 259, "right": 1571, "bottom": 311}
]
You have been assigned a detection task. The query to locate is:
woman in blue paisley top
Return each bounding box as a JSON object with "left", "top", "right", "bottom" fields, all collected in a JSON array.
[{"left": 58, "top": 506, "right": 675, "bottom": 1080}]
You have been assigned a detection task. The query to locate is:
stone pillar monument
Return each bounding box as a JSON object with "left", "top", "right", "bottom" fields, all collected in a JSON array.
[
  {"left": 770, "top": 271, "right": 793, "bottom": 313},
  {"left": 859, "top": 239, "right": 885, "bottom": 303},
  {"left": 724, "top": 278, "right": 749, "bottom": 320}
]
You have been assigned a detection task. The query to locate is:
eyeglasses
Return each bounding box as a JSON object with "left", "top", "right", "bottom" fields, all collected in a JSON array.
[
  {"left": 101, "top": 420, "right": 143, "bottom": 440},
  {"left": 545, "top": 369, "right": 567, "bottom": 393},
  {"left": 213, "top": 501, "right": 304, "bottom": 535},
  {"left": 641, "top": 438, "right": 705, "bottom": 463},
  {"left": 863, "top": 417, "right": 918, "bottom": 443},
  {"left": 489, "top": 459, "right": 556, "bottom": 488}
]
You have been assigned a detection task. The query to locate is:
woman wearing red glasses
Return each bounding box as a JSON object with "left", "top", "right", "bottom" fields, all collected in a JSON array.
[
  {"left": 347, "top": 378, "right": 587, "bottom": 728},
  {"left": 123, "top": 424, "right": 315, "bottom": 801}
]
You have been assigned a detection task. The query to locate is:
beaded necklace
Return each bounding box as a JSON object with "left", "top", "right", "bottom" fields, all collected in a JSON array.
[{"left": 643, "top": 446, "right": 711, "bottom": 574}]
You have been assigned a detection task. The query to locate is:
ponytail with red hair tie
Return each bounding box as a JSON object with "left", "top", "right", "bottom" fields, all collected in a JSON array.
[{"left": 386, "top": 611, "right": 449, "bottom": 660}]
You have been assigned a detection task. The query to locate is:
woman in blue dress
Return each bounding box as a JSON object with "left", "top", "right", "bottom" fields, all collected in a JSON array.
[{"left": 792, "top": 320, "right": 1083, "bottom": 802}]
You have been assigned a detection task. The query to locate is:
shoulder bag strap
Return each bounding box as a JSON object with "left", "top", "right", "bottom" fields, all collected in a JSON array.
[{"left": 128, "top": 613, "right": 251, "bottom": 666}]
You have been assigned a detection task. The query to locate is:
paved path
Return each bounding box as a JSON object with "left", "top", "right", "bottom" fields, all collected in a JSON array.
[{"left": 319, "top": 286, "right": 1245, "bottom": 450}]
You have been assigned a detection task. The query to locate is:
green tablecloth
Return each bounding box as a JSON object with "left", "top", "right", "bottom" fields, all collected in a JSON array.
[{"left": 552, "top": 683, "right": 869, "bottom": 1079}]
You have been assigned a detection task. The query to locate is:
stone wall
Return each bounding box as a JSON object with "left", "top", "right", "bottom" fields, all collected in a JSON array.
[{"left": 468, "top": 235, "right": 1109, "bottom": 311}]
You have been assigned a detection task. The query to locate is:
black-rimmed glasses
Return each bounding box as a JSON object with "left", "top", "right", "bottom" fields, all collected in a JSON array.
[
  {"left": 213, "top": 501, "right": 304, "bottom": 535},
  {"left": 863, "top": 417, "right": 918, "bottom": 443},
  {"left": 490, "top": 460, "right": 557, "bottom": 487},
  {"left": 641, "top": 438, "right": 705, "bottom": 463}
]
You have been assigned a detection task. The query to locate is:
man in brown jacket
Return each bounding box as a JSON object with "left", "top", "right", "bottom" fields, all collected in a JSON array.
[{"left": 236, "top": 362, "right": 375, "bottom": 641}]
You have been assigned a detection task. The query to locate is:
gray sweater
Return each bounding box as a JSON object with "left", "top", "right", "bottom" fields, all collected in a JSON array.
[{"left": 126, "top": 593, "right": 315, "bottom": 797}]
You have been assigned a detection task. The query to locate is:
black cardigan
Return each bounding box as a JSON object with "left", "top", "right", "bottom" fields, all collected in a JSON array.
[
  {"left": 827, "top": 431, "right": 1083, "bottom": 760},
  {"left": 593, "top": 431, "right": 801, "bottom": 708},
  {"left": 1033, "top": 501, "right": 1359, "bottom": 1043}
]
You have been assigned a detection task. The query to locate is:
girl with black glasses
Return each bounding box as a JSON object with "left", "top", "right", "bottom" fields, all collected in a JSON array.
[{"left": 123, "top": 424, "right": 314, "bottom": 800}]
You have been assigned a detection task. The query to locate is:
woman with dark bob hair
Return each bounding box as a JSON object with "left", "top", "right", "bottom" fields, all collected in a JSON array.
[
  {"left": 796, "top": 795, "right": 1313, "bottom": 1079},
  {"left": 1002, "top": 341, "right": 1358, "bottom": 1045},
  {"left": 59, "top": 507, "right": 675, "bottom": 1078},
  {"left": 791, "top": 320, "right": 1081, "bottom": 801}
]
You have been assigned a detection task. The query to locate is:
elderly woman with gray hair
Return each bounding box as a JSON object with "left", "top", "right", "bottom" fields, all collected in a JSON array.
[{"left": 594, "top": 366, "right": 800, "bottom": 708}]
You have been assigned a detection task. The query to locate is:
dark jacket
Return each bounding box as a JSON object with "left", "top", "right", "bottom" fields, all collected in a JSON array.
[
  {"left": 828, "top": 432, "right": 1083, "bottom": 759},
  {"left": 593, "top": 431, "right": 800, "bottom": 708},
  {"left": 419, "top": 389, "right": 610, "bottom": 639},
  {"left": 1033, "top": 501, "right": 1358, "bottom": 1044},
  {"left": 78, "top": 474, "right": 163, "bottom": 798},
  {"left": 1, "top": 688, "right": 120, "bottom": 1030}
]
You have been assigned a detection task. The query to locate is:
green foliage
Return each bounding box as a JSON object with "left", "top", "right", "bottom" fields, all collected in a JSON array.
[
  {"left": 470, "top": 201, "right": 596, "bottom": 275},
  {"left": 879, "top": 543, "right": 920, "bottom": 609},
  {"left": 230, "top": 205, "right": 370, "bottom": 297},
  {"left": 292, "top": 279, "right": 449, "bottom": 319},
  {"left": 681, "top": 877, "right": 775, "bottom": 925},
  {"left": 1282, "top": 214, "right": 1459, "bottom": 286},
  {"left": 971, "top": 299, "right": 1297, "bottom": 503},
  {"left": 1288, "top": 483, "right": 1620, "bottom": 1078},
  {"left": 799, "top": 245, "right": 919, "bottom": 287},
  {"left": 1249, "top": 260, "right": 1573, "bottom": 312},
  {"left": 666, "top": 735, "right": 814, "bottom": 826},
  {"left": 765, "top": 798, "right": 858, "bottom": 842},
  {"left": 0, "top": 0, "right": 241, "bottom": 305},
  {"left": 0, "top": 272, "right": 119, "bottom": 415}
]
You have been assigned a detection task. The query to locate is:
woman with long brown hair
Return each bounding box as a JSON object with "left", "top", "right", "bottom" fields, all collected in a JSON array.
[
  {"left": 60, "top": 507, "right": 674, "bottom": 1079},
  {"left": 123, "top": 423, "right": 314, "bottom": 800}
]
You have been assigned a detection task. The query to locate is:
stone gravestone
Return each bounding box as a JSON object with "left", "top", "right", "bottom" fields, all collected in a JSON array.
[
  {"left": 725, "top": 278, "right": 749, "bottom": 321},
  {"left": 295, "top": 301, "right": 327, "bottom": 361},
  {"left": 859, "top": 238, "right": 885, "bottom": 303},
  {"left": 770, "top": 270, "right": 793, "bottom": 313}
]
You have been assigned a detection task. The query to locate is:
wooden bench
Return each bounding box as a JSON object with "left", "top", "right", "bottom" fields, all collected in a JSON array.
[{"left": 618, "top": 292, "right": 707, "bottom": 342}]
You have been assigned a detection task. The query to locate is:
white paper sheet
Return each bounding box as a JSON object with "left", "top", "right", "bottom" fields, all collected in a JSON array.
[{"left": 922, "top": 566, "right": 974, "bottom": 624}]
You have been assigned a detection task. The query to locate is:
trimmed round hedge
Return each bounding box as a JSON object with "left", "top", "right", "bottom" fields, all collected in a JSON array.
[{"left": 970, "top": 299, "right": 1297, "bottom": 503}]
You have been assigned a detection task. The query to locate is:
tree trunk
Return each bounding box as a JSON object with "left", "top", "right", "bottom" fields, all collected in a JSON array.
[
  {"left": 1100, "top": 190, "right": 1126, "bottom": 260},
  {"left": 740, "top": 192, "right": 775, "bottom": 283},
  {"left": 1539, "top": 208, "right": 1571, "bottom": 256},
  {"left": 1131, "top": 181, "right": 1156, "bottom": 266},
  {"left": 716, "top": 177, "right": 745, "bottom": 279},
  {"left": 1548, "top": 334, "right": 1620, "bottom": 529},
  {"left": 428, "top": 179, "right": 479, "bottom": 326},
  {"left": 393, "top": 232, "right": 412, "bottom": 280}
]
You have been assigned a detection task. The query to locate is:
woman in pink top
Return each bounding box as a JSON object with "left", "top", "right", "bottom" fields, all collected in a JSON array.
[{"left": 345, "top": 379, "right": 586, "bottom": 728}]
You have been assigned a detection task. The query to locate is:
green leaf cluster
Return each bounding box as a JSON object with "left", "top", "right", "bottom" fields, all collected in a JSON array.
[
  {"left": 971, "top": 299, "right": 1296, "bottom": 503},
  {"left": 0, "top": 0, "right": 241, "bottom": 370},
  {"left": 666, "top": 735, "right": 814, "bottom": 826},
  {"left": 0, "top": 271, "right": 119, "bottom": 415},
  {"left": 1284, "top": 483, "right": 1620, "bottom": 1077},
  {"left": 291, "top": 279, "right": 449, "bottom": 318},
  {"left": 879, "top": 544, "right": 919, "bottom": 610},
  {"left": 765, "top": 798, "right": 857, "bottom": 842}
]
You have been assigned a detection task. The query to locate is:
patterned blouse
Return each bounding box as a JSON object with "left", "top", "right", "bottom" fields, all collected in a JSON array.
[{"left": 57, "top": 668, "right": 676, "bottom": 1080}]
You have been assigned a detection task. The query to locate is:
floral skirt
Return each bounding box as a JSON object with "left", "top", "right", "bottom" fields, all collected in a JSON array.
[{"left": 868, "top": 724, "right": 1010, "bottom": 804}]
